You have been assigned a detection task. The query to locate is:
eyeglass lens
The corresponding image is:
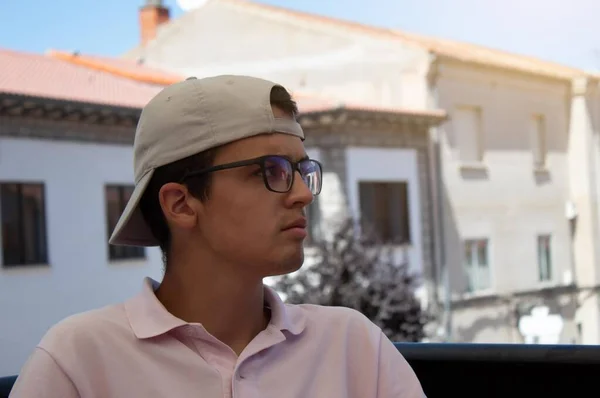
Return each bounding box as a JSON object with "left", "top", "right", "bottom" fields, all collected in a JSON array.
[{"left": 263, "top": 156, "right": 322, "bottom": 194}]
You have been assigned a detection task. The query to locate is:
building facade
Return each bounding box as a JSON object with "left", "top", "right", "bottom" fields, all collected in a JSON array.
[
  {"left": 431, "top": 60, "right": 595, "bottom": 344},
  {"left": 105, "top": 0, "right": 600, "bottom": 344},
  {"left": 0, "top": 48, "right": 444, "bottom": 374}
]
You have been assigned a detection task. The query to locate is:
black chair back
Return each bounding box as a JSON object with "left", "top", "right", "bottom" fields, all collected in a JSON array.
[
  {"left": 395, "top": 342, "right": 600, "bottom": 397},
  {"left": 0, "top": 376, "right": 16, "bottom": 398},
  {"left": 3, "top": 344, "right": 600, "bottom": 397}
]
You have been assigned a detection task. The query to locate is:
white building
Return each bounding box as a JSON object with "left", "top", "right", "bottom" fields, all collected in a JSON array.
[
  {"left": 0, "top": 48, "right": 166, "bottom": 375},
  {"left": 0, "top": 48, "right": 445, "bottom": 375},
  {"left": 114, "top": 0, "right": 600, "bottom": 345},
  {"left": 4, "top": 0, "right": 600, "bottom": 376}
]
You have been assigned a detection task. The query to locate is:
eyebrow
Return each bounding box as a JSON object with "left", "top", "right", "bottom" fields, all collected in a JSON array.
[{"left": 266, "top": 151, "right": 309, "bottom": 162}]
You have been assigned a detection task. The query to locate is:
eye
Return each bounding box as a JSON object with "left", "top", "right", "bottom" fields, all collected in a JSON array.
[
  {"left": 264, "top": 165, "right": 282, "bottom": 178},
  {"left": 264, "top": 165, "right": 275, "bottom": 174},
  {"left": 253, "top": 165, "right": 277, "bottom": 178}
]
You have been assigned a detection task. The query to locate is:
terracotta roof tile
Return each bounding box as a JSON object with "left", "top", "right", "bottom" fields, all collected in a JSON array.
[
  {"left": 0, "top": 48, "right": 163, "bottom": 109},
  {"left": 8, "top": 47, "right": 445, "bottom": 119},
  {"left": 45, "top": 50, "right": 445, "bottom": 118},
  {"left": 47, "top": 50, "right": 184, "bottom": 86}
]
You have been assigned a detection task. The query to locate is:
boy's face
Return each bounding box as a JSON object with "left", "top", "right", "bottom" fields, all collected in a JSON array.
[{"left": 195, "top": 131, "right": 315, "bottom": 277}]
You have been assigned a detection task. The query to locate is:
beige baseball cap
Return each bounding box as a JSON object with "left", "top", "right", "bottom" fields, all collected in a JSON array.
[{"left": 109, "top": 75, "right": 305, "bottom": 247}]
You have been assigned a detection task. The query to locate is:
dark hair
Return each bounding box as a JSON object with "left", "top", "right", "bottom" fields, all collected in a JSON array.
[
  {"left": 270, "top": 85, "right": 298, "bottom": 116},
  {"left": 139, "top": 85, "right": 298, "bottom": 269}
]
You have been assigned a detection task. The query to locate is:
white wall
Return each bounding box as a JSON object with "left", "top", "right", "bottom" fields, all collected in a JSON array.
[
  {"left": 0, "top": 137, "right": 164, "bottom": 375},
  {"left": 345, "top": 147, "right": 423, "bottom": 275},
  {"left": 436, "top": 63, "right": 574, "bottom": 296},
  {"left": 134, "top": 0, "right": 433, "bottom": 111}
]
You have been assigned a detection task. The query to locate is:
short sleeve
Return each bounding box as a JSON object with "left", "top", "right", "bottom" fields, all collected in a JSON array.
[
  {"left": 376, "top": 332, "right": 426, "bottom": 398},
  {"left": 9, "top": 347, "right": 79, "bottom": 398}
]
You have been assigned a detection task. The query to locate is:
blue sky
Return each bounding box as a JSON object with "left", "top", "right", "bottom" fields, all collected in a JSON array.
[{"left": 2, "top": 0, "right": 599, "bottom": 70}]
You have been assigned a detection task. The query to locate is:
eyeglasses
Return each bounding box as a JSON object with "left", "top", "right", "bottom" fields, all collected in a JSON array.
[{"left": 181, "top": 155, "right": 323, "bottom": 195}]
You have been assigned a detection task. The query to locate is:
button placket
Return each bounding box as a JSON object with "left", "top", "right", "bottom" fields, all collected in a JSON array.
[{"left": 232, "top": 360, "right": 250, "bottom": 398}]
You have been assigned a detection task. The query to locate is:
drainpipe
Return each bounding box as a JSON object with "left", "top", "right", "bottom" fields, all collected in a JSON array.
[{"left": 427, "top": 53, "right": 452, "bottom": 341}]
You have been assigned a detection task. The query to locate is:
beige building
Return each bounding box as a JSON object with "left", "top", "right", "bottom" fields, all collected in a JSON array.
[{"left": 52, "top": 0, "right": 600, "bottom": 344}]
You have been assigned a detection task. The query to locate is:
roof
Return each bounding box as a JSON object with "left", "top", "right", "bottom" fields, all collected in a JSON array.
[
  {"left": 245, "top": 0, "right": 587, "bottom": 80},
  {"left": 1, "top": 47, "right": 445, "bottom": 122},
  {"left": 43, "top": 50, "right": 446, "bottom": 119},
  {"left": 292, "top": 91, "right": 446, "bottom": 120},
  {"left": 47, "top": 50, "right": 183, "bottom": 86},
  {"left": 0, "top": 48, "right": 163, "bottom": 109},
  {"left": 125, "top": 0, "right": 586, "bottom": 81},
  {"left": 395, "top": 31, "right": 584, "bottom": 81},
  {"left": 238, "top": 0, "right": 586, "bottom": 80}
]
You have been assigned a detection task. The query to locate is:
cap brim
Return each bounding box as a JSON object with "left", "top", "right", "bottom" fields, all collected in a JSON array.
[{"left": 108, "top": 170, "right": 159, "bottom": 247}]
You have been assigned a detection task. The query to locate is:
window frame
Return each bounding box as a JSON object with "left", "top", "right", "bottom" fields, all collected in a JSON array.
[
  {"left": 464, "top": 238, "right": 491, "bottom": 293},
  {"left": 358, "top": 180, "right": 411, "bottom": 245},
  {"left": 0, "top": 182, "right": 49, "bottom": 267},
  {"left": 537, "top": 234, "right": 552, "bottom": 282},
  {"left": 105, "top": 184, "right": 146, "bottom": 262}
]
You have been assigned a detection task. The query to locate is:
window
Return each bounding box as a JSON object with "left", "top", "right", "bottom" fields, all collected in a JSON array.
[
  {"left": 454, "top": 106, "right": 483, "bottom": 163},
  {"left": 530, "top": 114, "right": 546, "bottom": 168},
  {"left": 464, "top": 238, "right": 490, "bottom": 292},
  {"left": 305, "top": 201, "right": 321, "bottom": 245},
  {"left": 358, "top": 181, "right": 410, "bottom": 244},
  {"left": 1, "top": 183, "right": 48, "bottom": 267},
  {"left": 537, "top": 235, "right": 552, "bottom": 282},
  {"left": 105, "top": 185, "right": 145, "bottom": 261}
]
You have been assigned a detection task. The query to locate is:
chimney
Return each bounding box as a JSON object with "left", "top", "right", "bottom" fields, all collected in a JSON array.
[{"left": 139, "top": 0, "right": 170, "bottom": 46}]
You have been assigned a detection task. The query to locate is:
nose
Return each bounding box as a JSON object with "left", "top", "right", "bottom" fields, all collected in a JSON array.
[{"left": 285, "top": 170, "right": 314, "bottom": 207}]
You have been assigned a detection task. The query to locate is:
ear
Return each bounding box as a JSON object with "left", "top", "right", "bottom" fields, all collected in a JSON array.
[{"left": 158, "top": 182, "right": 198, "bottom": 231}]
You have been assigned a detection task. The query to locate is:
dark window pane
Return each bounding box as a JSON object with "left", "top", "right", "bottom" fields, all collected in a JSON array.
[
  {"left": 388, "top": 182, "right": 410, "bottom": 244},
  {"left": 1, "top": 184, "right": 22, "bottom": 265},
  {"left": 105, "top": 184, "right": 145, "bottom": 261},
  {"left": 359, "top": 181, "right": 411, "bottom": 244},
  {"left": 1, "top": 183, "right": 48, "bottom": 267},
  {"left": 21, "top": 185, "right": 47, "bottom": 264},
  {"left": 105, "top": 186, "right": 122, "bottom": 260}
]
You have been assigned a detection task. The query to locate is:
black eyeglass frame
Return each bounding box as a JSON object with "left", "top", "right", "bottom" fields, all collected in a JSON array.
[{"left": 180, "top": 154, "right": 323, "bottom": 195}]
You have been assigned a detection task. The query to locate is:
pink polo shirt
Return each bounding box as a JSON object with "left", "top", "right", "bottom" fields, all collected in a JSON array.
[{"left": 10, "top": 277, "right": 425, "bottom": 397}]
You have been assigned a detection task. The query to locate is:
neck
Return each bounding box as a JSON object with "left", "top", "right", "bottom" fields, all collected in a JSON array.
[{"left": 155, "top": 251, "right": 269, "bottom": 356}]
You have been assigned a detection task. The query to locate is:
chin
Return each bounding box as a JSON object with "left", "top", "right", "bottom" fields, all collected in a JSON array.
[{"left": 268, "top": 249, "right": 305, "bottom": 277}]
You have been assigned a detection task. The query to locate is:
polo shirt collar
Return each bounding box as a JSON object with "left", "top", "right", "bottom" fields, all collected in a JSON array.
[{"left": 125, "top": 277, "right": 306, "bottom": 339}]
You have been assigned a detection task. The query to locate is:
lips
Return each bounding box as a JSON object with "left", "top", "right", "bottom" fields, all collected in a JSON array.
[{"left": 282, "top": 217, "right": 307, "bottom": 231}]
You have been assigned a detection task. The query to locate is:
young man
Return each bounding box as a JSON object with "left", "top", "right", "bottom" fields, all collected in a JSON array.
[{"left": 10, "top": 75, "right": 426, "bottom": 397}]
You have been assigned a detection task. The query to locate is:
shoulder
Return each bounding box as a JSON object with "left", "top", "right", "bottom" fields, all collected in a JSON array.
[
  {"left": 288, "top": 303, "right": 383, "bottom": 344},
  {"left": 292, "top": 303, "right": 376, "bottom": 327},
  {"left": 12, "top": 304, "right": 129, "bottom": 397},
  {"left": 290, "top": 304, "right": 425, "bottom": 396},
  {"left": 37, "top": 303, "right": 130, "bottom": 361}
]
